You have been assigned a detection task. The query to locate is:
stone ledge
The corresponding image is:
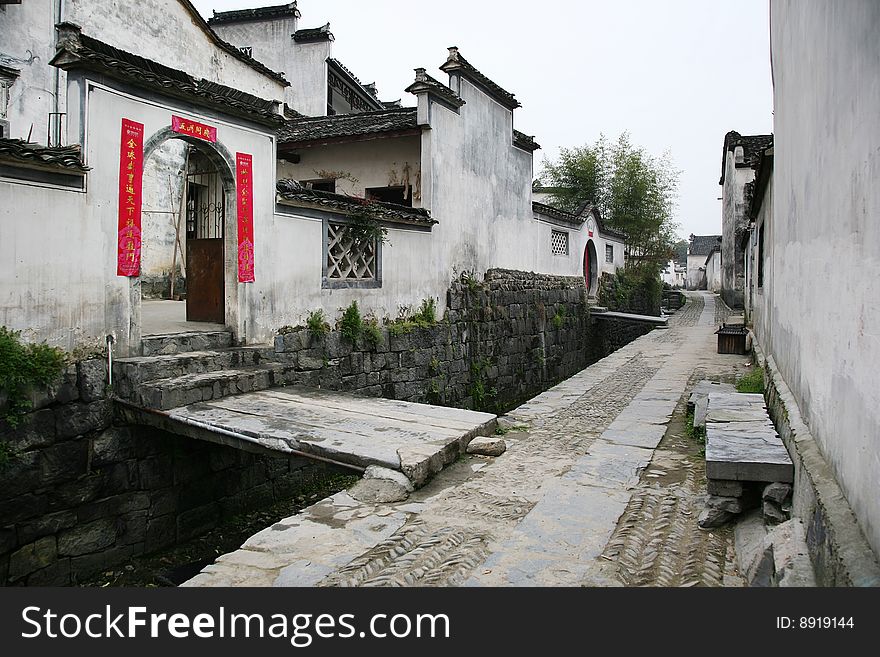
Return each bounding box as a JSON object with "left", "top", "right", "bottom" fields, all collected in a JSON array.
[{"left": 755, "top": 339, "right": 880, "bottom": 586}]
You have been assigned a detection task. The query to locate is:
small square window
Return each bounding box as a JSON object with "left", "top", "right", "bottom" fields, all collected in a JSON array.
[
  {"left": 323, "top": 220, "right": 382, "bottom": 289},
  {"left": 551, "top": 229, "right": 568, "bottom": 256},
  {"left": 605, "top": 244, "right": 614, "bottom": 263}
]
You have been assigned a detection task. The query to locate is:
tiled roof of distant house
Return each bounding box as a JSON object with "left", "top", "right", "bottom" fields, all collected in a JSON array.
[
  {"left": 293, "top": 23, "right": 333, "bottom": 43},
  {"left": 50, "top": 24, "right": 284, "bottom": 126},
  {"left": 276, "top": 180, "right": 435, "bottom": 227},
  {"left": 533, "top": 201, "right": 627, "bottom": 240},
  {"left": 719, "top": 131, "right": 774, "bottom": 184},
  {"left": 208, "top": 2, "right": 300, "bottom": 24},
  {"left": 327, "top": 57, "right": 384, "bottom": 110},
  {"left": 405, "top": 69, "right": 465, "bottom": 109},
  {"left": 440, "top": 47, "right": 521, "bottom": 110},
  {"left": 689, "top": 234, "right": 722, "bottom": 256},
  {"left": 513, "top": 129, "right": 540, "bottom": 152},
  {"left": 277, "top": 107, "right": 419, "bottom": 147},
  {"left": 0, "top": 139, "right": 89, "bottom": 172}
]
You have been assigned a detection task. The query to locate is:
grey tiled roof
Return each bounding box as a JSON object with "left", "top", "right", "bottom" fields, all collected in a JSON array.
[
  {"left": 209, "top": 2, "right": 300, "bottom": 24},
  {"left": 689, "top": 234, "right": 722, "bottom": 256},
  {"left": 533, "top": 201, "right": 627, "bottom": 240},
  {"left": 513, "top": 129, "right": 540, "bottom": 152},
  {"left": 405, "top": 69, "right": 465, "bottom": 109},
  {"left": 440, "top": 47, "right": 521, "bottom": 110},
  {"left": 327, "top": 58, "right": 383, "bottom": 109},
  {"left": 276, "top": 180, "right": 435, "bottom": 227},
  {"left": 277, "top": 107, "right": 419, "bottom": 145},
  {"left": 50, "top": 24, "right": 283, "bottom": 126},
  {"left": 0, "top": 139, "right": 88, "bottom": 172},
  {"left": 720, "top": 131, "right": 773, "bottom": 184},
  {"left": 293, "top": 24, "right": 333, "bottom": 43}
]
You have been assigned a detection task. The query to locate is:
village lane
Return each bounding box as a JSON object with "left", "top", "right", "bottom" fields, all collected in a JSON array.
[{"left": 184, "top": 292, "right": 751, "bottom": 587}]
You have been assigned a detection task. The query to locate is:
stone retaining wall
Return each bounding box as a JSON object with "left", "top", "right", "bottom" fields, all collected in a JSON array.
[
  {"left": 274, "top": 269, "right": 631, "bottom": 413},
  {"left": 0, "top": 361, "right": 336, "bottom": 586}
]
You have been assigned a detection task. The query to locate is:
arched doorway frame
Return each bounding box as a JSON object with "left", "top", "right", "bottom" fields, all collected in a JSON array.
[
  {"left": 584, "top": 239, "right": 598, "bottom": 297},
  {"left": 128, "top": 127, "right": 241, "bottom": 354}
]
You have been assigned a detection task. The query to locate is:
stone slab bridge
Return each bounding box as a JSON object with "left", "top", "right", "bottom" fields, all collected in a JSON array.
[{"left": 180, "top": 292, "right": 762, "bottom": 588}]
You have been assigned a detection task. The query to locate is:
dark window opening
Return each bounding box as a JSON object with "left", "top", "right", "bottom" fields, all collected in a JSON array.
[
  {"left": 302, "top": 179, "right": 336, "bottom": 193},
  {"left": 605, "top": 244, "right": 614, "bottom": 263},
  {"left": 757, "top": 222, "right": 765, "bottom": 288},
  {"left": 365, "top": 186, "right": 412, "bottom": 207}
]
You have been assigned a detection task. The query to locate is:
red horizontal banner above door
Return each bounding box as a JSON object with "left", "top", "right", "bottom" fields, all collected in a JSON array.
[{"left": 171, "top": 115, "right": 217, "bottom": 142}]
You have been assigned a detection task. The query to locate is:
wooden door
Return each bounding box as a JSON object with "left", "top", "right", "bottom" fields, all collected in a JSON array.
[{"left": 186, "top": 238, "right": 224, "bottom": 322}]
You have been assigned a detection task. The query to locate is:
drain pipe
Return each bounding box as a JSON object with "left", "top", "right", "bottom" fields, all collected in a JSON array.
[
  {"left": 106, "top": 334, "right": 115, "bottom": 390},
  {"left": 115, "top": 400, "right": 365, "bottom": 474}
]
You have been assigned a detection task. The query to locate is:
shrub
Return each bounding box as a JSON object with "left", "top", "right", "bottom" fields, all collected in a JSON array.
[
  {"left": 306, "top": 310, "right": 330, "bottom": 338},
  {"left": 362, "top": 319, "right": 383, "bottom": 349},
  {"left": 736, "top": 367, "right": 765, "bottom": 394},
  {"left": 413, "top": 298, "right": 437, "bottom": 325},
  {"left": 339, "top": 301, "right": 363, "bottom": 344},
  {"left": 0, "top": 326, "right": 67, "bottom": 426}
]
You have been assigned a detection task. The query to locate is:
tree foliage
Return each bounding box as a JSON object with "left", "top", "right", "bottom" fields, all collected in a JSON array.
[{"left": 540, "top": 133, "right": 680, "bottom": 269}]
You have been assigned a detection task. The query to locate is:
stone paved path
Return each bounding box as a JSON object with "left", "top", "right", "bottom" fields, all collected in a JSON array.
[{"left": 184, "top": 292, "right": 751, "bottom": 587}]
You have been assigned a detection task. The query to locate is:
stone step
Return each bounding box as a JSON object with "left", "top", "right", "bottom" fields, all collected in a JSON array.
[
  {"left": 114, "top": 346, "right": 273, "bottom": 391},
  {"left": 141, "top": 331, "right": 233, "bottom": 356},
  {"left": 134, "top": 364, "right": 290, "bottom": 411}
]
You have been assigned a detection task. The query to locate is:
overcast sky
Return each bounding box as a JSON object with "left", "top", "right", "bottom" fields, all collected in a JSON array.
[{"left": 192, "top": 0, "right": 773, "bottom": 240}]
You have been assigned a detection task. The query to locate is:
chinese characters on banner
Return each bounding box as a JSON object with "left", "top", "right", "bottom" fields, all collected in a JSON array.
[
  {"left": 236, "top": 153, "right": 255, "bottom": 283},
  {"left": 117, "top": 118, "right": 144, "bottom": 277},
  {"left": 171, "top": 115, "right": 217, "bottom": 142}
]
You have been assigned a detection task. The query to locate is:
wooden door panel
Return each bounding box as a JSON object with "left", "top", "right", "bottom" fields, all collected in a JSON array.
[{"left": 186, "top": 238, "right": 224, "bottom": 323}]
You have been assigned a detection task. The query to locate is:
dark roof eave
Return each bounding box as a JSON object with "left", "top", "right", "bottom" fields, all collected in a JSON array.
[
  {"left": 209, "top": 2, "right": 301, "bottom": 25},
  {"left": 50, "top": 26, "right": 284, "bottom": 128},
  {"left": 440, "top": 47, "right": 521, "bottom": 110},
  {"left": 327, "top": 58, "right": 383, "bottom": 110},
  {"left": 0, "top": 138, "right": 89, "bottom": 173},
  {"left": 278, "top": 127, "right": 422, "bottom": 150}
]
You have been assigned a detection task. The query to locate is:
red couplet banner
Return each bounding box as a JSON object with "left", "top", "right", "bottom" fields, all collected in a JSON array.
[
  {"left": 236, "top": 152, "right": 255, "bottom": 283},
  {"left": 117, "top": 118, "right": 144, "bottom": 277},
  {"left": 171, "top": 115, "right": 217, "bottom": 142}
]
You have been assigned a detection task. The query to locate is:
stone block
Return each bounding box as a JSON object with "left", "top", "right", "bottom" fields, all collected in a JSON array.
[
  {"left": 117, "top": 511, "right": 149, "bottom": 545},
  {"left": 349, "top": 467, "right": 412, "bottom": 504},
  {"left": 0, "top": 525, "right": 17, "bottom": 554},
  {"left": 693, "top": 396, "right": 709, "bottom": 428},
  {"left": 17, "top": 510, "right": 77, "bottom": 544},
  {"left": 763, "top": 500, "right": 787, "bottom": 525},
  {"left": 698, "top": 506, "right": 734, "bottom": 529},
  {"left": 27, "top": 558, "right": 71, "bottom": 586},
  {"left": 9, "top": 536, "right": 57, "bottom": 581},
  {"left": 139, "top": 455, "right": 173, "bottom": 489},
  {"left": 145, "top": 515, "right": 177, "bottom": 553},
  {"left": 99, "top": 460, "right": 140, "bottom": 497},
  {"left": 77, "top": 359, "right": 108, "bottom": 402},
  {"left": 466, "top": 436, "right": 507, "bottom": 457},
  {"left": 177, "top": 504, "right": 220, "bottom": 541},
  {"left": 48, "top": 475, "right": 103, "bottom": 510},
  {"left": 92, "top": 427, "right": 139, "bottom": 467},
  {"left": 70, "top": 544, "right": 136, "bottom": 582},
  {"left": 77, "top": 491, "right": 151, "bottom": 523},
  {"left": 707, "top": 479, "right": 744, "bottom": 497},
  {"left": 763, "top": 482, "right": 792, "bottom": 505},
  {"left": 1, "top": 408, "right": 56, "bottom": 452},
  {"left": 58, "top": 518, "right": 118, "bottom": 556},
  {"left": 0, "top": 450, "right": 41, "bottom": 498},
  {"left": 55, "top": 401, "right": 112, "bottom": 439},
  {"left": 707, "top": 495, "right": 743, "bottom": 514},
  {"left": 40, "top": 440, "right": 88, "bottom": 485},
  {"left": 149, "top": 488, "right": 177, "bottom": 518}
]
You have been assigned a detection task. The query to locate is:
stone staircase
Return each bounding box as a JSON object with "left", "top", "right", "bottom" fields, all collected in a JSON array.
[{"left": 114, "top": 332, "right": 291, "bottom": 411}]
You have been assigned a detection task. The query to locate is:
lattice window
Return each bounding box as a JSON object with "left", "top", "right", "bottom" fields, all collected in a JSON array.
[
  {"left": 551, "top": 229, "right": 569, "bottom": 256},
  {"left": 605, "top": 244, "right": 614, "bottom": 263},
  {"left": 326, "top": 222, "right": 376, "bottom": 280}
]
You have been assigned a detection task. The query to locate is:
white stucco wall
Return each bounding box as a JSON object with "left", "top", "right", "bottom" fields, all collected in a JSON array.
[
  {"left": 0, "top": 0, "right": 65, "bottom": 141},
  {"left": 767, "top": 0, "right": 880, "bottom": 557},
  {"left": 705, "top": 251, "right": 721, "bottom": 292},
  {"left": 721, "top": 154, "right": 755, "bottom": 307},
  {"left": 0, "top": 76, "right": 278, "bottom": 355},
  {"left": 278, "top": 136, "right": 421, "bottom": 202},
  {"left": 207, "top": 15, "right": 299, "bottom": 82},
  {"left": 141, "top": 139, "right": 187, "bottom": 281},
  {"left": 686, "top": 254, "right": 706, "bottom": 290},
  {"left": 65, "top": 0, "right": 285, "bottom": 103}
]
